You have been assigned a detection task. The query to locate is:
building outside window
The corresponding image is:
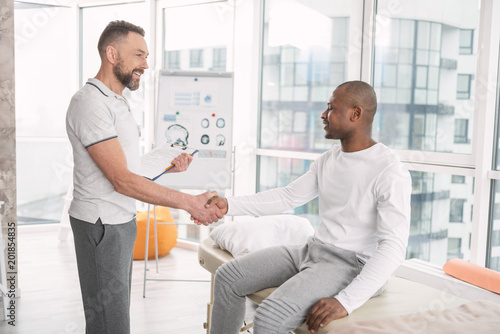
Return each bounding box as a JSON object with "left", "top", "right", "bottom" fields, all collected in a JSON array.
[
  {"left": 190, "top": 49, "right": 204, "bottom": 68},
  {"left": 448, "top": 238, "right": 463, "bottom": 259},
  {"left": 373, "top": 16, "right": 473, "bottom": 153},
  {"left": 459, "top": 29, "right": 474, "bottom": 55},
  {"left": 454, "top": 119, "right": 469, "bottom": 144},
  {"left": 450, "top": 199, "right": 465, "bottom": 222},
  {"left": 163, "top": 2, "right": 232, "bottom": 73},
  {"left": 451, "top": 175, "right": 466, "bottom": 184},
  {"left": 211, "top": 47, "right": 227, "bottom": 71},
  {"left": 257, "top": 0, "right": 351, "bottom": 225},
  {"left": 457, "top": 74, "right": 472, "bottom": 99},
  {"left": 166, "top": 50, "right": 180, "bottom": 69},
  {"left": 370, "top": 0, "right": 480, "bottom": 267},
  {"left": 259, "top": 0, "right": 350, "bottom": 155}
]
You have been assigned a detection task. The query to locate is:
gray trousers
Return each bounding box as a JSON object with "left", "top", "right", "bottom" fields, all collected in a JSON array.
[
  {"left": 70, "top": 216, "right": 137, "bottom": 334},
  {"left": 210, "top": 237, "right": 363, "bottom": 334}
]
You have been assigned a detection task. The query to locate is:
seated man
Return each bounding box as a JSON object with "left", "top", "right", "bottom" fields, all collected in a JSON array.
[{"left": 198, "top": 81, "right": 412, "bottom": 334}]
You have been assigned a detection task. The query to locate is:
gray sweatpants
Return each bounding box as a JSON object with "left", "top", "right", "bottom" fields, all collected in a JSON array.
[
  {"left": 210, "top": 237, "right": 363, "bottom": 334},
  {"left": 70, "top": 216, "right": 137, "bottom": 334}
]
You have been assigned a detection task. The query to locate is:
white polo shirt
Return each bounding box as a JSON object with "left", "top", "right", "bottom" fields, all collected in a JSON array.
[{"left": 66, "top": 78, "right": 141, "bottom": 225}]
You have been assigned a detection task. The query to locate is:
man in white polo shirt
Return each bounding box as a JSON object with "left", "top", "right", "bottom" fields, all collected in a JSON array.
[{"left": 66, "top": 21, "right": 222, "bottom": 333}]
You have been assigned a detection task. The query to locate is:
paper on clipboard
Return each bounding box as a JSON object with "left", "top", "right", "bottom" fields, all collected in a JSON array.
[{"left": 141, "top": 142, "right": 198, "bottom": 181}]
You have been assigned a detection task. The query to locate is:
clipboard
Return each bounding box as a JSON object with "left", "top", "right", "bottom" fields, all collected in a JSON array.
[{"left": 141, "top": 143, "right": 198, "bottom": 181}]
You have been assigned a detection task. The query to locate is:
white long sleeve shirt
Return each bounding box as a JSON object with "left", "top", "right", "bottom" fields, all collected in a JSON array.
[{"left": 226, "top": 143, "right": 412, "bottom": 314}]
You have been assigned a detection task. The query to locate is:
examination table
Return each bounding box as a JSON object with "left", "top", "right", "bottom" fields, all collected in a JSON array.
[{"left": 198, "top": 237, "right": 500, "bottom": 333}]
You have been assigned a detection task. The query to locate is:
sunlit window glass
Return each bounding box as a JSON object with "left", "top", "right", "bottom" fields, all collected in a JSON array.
[
  {"left": 372, "top": 0, "right": 479, "bottom": 154},
  {"left": 163, "top": 3, "right": 233, "bottom": 71},
  {"left": 409, "top": 171, "right": 473, "bottom": 265},
  {"left": 259, "top": 0, "right": 351, "bottom": 153},
  {"left": 15, "top": 3, "right": 73, "bottom": 224}
]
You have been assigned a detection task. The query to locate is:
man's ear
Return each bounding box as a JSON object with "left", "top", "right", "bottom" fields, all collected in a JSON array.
[
  {"left": 350, "top": 106, "right": 362, "bottom": 122},
  {"left": 105, "top": 45, "right": 118, "bottom": 65}
]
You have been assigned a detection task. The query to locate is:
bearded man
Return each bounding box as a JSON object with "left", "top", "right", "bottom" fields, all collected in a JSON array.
[{"left": 65, "top": 21, "right": 222, "bottom": 333}]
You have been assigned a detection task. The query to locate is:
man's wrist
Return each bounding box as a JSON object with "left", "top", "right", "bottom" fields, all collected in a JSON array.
[{"left": 177, "top": 192, "right": 193, "bottom": 212}]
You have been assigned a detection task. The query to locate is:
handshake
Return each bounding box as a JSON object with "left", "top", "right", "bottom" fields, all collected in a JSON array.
[{"left": 187, "top": 192, "right": 228, "bottom": 226}]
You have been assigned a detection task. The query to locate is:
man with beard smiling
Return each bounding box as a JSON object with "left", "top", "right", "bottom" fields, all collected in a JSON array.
[{"left": 65, "top": 21, "right": 222, "bottom": 333}]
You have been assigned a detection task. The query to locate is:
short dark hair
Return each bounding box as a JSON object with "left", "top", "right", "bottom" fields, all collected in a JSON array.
[
  {"left": 337, "top": 80, "right": 377, "bottom": 115},
  {"left": 97, "top": 20, "right": 145, "bottom": 57}
]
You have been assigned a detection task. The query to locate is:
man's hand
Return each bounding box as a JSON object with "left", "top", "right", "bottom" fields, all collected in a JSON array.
[
  {"left": 205, "top": 195, "right": 228, "bottom": 215},
  {"left": 167, "top": 153, "right": 193, "bottom": 173},
  {"left": 187, "top": 192, "right": 223, "bottom": 225},
  {"left": 191, "top": 195, "right": 228, "bottom": 225},
  {"left": 306, "top": 298, "right": 347, "bottom": 333}
]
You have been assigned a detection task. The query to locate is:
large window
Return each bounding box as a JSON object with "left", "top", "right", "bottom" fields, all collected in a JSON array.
[
  {"left": 257, "top": 0, "right": 351, "bottom": 222},
  {"left": 256, "top": 0, "right": 499, "bottom": 271},
  {"left": 15, "top": 2, "right": 74, "bottom": 225},
  {"left": 372, "top": 1, "right": 479, "bottom": 154},
  {"left": 409, "top": 171, "right": 473, "bottom": 264},
  {"left": 369, "top": 0, "right": 486, "bottom": 265},
  {"left": 259, "top": 0, "right": 351, "bottom": 155}
]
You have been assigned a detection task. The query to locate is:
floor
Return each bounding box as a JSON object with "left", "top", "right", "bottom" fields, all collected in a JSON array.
[{"left": 0, "top": 223, "right": 217, "bottom": 334}]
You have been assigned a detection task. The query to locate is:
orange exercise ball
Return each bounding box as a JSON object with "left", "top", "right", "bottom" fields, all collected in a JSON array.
[{"left": 133, "top": 206, "right": 178, "bottom": 260}]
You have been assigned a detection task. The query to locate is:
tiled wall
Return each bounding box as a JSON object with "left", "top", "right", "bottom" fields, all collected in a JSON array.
[{"left": 0, "top": 0, "right": 17, "bottom": 308}]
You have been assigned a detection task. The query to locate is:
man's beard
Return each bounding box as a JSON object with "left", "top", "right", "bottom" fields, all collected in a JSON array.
[{"left": 113, "top": 58, "right": 141, "bottom": 91}]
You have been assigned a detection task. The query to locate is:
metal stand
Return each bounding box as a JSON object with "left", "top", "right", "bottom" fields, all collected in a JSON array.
[{"left": 142, "top": 204, "right": 209, "bottom": 298}]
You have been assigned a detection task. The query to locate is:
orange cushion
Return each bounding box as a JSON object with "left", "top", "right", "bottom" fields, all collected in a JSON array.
[
  {"left": 443, "top": 258, "right": 500, "bottom": 294},
  {"left": 133, "top": 206, "right": 178, "bottom": 260}
]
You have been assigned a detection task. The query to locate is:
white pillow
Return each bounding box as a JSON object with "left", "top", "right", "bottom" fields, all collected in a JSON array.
[{"left": 210, "top": 215, "right": 315, "bottom": 257}]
